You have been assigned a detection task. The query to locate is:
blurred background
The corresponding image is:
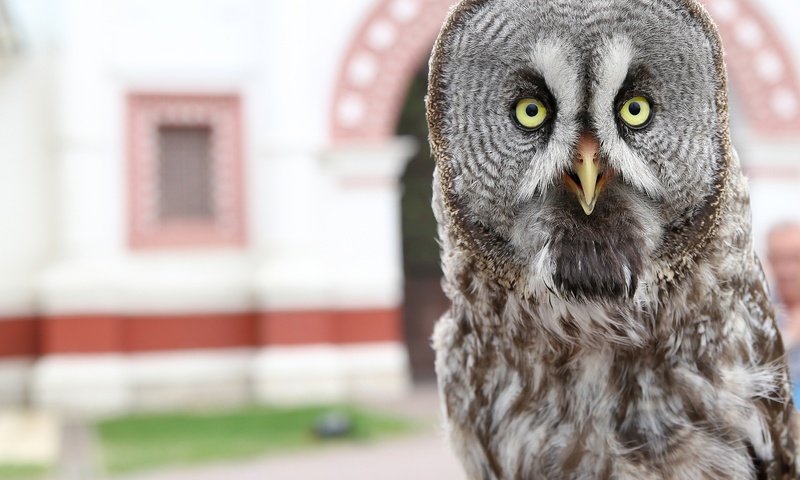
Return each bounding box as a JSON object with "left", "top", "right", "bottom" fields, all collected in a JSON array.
[{"left": 0, "top": 0, "right": 798, "bottom": 478}]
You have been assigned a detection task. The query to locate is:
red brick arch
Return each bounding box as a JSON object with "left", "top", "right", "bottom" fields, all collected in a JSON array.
[{"left": 330, "top": 0, "right": 800, "bottom": 144}]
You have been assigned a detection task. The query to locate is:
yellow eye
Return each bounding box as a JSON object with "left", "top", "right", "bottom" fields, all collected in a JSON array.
[
  {"left": 619, "top": 96, "right": 652, "bottom": 128},
  {"left": 515, "top": 98, "right": 548, "bottom": 130}
]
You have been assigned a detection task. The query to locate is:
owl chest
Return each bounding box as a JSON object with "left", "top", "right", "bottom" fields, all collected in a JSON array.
[{"left": 443, "top": 348, "right": 757, "bottom": 480}]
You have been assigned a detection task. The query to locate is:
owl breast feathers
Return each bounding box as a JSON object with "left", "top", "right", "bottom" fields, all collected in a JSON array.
[{"left": 427, "top": 0, "right": 800, "bottom": 478}]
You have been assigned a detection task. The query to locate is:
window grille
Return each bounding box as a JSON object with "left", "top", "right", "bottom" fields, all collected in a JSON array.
[
  {"left": 158, "top": 125, "right": 214, "bottom": 221},
  {"left": 127, "top": 94, "right": 246, "bottom": 249}
]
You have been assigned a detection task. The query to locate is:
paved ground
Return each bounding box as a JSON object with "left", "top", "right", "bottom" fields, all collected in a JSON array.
[
  {"left": 114, "top": 433, "right": 463, "bottom": 480},
  {"left": 111, "top": 385, "right": 463, "bottom": 480},
  {"left": 55, "top": 417, "right": 102, "bottom": 480}
]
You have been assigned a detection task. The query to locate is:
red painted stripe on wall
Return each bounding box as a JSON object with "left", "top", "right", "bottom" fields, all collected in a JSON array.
[
  {"left": 258, "top": 311, "right": 333, "bottom": 345},
  {"left": 337, "top": 309, "right": 403, "bottom": 344},
  {"left": 259, "top": 309, "right": 402, "bottom": 346},
  {"left": 42, "top": 313, "right": 257, "bottom": 354},
  {"left": 43, "top": 315, "right": 122, "bottom": 354},
  {"left": 126, "top": 313, "right": 257, "bottom": 352},
  {"left": 0, "top": 317, "right": 39, "bottom": 357},
  {"left": 35, "top": 309, "right": 403, "bottom": 356}
]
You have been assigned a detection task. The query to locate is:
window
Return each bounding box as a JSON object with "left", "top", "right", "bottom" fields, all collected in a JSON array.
[
  {"left": 158, "top": 125, "right": 214, "bottom": 221},
  {"left": 128, "top": 94, "right": 246, "bottom": 249}
]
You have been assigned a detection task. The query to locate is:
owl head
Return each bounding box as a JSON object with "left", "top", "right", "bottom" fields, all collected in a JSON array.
[{"left": 428, "top": 0, "right": 732, "bottom": 303}]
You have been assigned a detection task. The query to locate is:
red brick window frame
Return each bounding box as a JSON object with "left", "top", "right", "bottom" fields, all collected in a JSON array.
[{"left": 127, "top": 94, "right": 246, "bottom": 249}]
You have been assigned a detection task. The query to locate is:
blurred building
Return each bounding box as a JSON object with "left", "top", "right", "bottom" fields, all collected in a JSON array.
[{"left": 0, "top": 0, "right": 798, "bottom": 414}]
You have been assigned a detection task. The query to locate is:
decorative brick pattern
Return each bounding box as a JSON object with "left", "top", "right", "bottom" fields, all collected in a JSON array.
[
  {"left": 128, "top": 94, "right": 246, "bottom": 249},
  {"left": 329, "top": 0, "right": 800, "bottom": 143}
]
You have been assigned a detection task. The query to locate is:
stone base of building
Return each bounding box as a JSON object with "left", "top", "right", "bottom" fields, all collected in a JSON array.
[{"left": 26, "top": 343, "right": 410, "bottom": 415}]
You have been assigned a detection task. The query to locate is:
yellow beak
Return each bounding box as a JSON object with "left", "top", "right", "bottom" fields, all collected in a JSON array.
[{"left": 565, "top": 133, "right": 605, "bottom": 216}]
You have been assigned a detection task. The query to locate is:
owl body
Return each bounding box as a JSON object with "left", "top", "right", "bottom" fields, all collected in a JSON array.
[
  {"left": 434, "top": 184, "right": 793, "bottom": 478},
  {"left": 428, "top": 0, "right": 799, "bottom": 478}
]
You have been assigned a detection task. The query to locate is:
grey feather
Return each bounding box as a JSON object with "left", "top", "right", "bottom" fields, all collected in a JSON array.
[{"left": 427, "top": 0, "right": 800, "bottom": 478}]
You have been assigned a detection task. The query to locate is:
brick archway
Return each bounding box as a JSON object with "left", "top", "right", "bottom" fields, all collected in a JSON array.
[
  {"left": 329, "top": 0, "right": 454, "bottom": 144},
  {"left": 329, "top": 0, "right": 800, "bottom": 144},
  {"left": 707, "top": 0, "right": 800, "bottom": 136}
]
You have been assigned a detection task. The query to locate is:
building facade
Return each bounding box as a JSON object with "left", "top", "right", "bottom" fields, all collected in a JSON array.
[{"left": 0, "top": 0, "right": 798, "bottom": 413}]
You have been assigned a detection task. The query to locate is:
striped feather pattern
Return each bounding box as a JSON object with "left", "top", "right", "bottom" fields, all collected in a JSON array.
[{"left": 428, "top": 0, "right": 800, "bottom": 478}]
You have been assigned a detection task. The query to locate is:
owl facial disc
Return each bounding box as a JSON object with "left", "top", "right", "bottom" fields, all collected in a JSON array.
[{"left": 563, "top": 133, "right": 609, "bottom": 215}]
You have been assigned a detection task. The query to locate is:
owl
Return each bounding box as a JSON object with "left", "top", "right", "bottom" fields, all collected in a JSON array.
[{"left": 427, "top": 0, "right": 800, "bottom": 479}]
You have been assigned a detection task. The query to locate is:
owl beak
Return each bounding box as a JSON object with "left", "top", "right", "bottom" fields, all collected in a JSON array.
[{"left": 564, "top": 133, "right": 607, "bottom": 216}]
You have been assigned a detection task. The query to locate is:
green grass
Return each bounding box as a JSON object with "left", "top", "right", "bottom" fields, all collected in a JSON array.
[
  {"left": 0, "top": 464, "right": 49, "bottom": 480},
  {"left": 96, "top": 405, "right": 417, "bottom": 474}
]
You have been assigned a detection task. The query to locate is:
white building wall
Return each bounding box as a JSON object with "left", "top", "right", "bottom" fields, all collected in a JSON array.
[
  {"left": 24, "top": 0, "right": 412, "bottom": 412},
  {"left": 41, "top": 0, "right": 402, "bottom": 313},
  {"left": 0, "top": 53, "right": 54, "bottom": 315},
  {"left": 714, "top": 1, "right": 800, "bottom": 256},
  {"left": 0, "top": 0, "right": 58, "bottom": 316},
  {"left": 0, "top": 0, "right": 60, "bottom": 404},
  {"left": 0, "top": 0, "right": 798, "bottom": 411},
  {"left": 40, "top": 0, "right": 266, "bottom": 314},
  {"left": 759, "top": 1, "right": 800, "bottom": 61}
]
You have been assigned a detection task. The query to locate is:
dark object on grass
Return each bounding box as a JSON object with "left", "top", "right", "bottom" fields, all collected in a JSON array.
[{"left": 312, "top": 411, "right": 353, "bottom": 439}]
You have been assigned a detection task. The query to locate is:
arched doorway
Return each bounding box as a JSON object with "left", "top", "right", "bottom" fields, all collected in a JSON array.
[
  {"left": 329, "top": 0, "right": 800, "bottom": 380},
  {"left": 330, "top": 0, "right": 800, "bottom": 144},
  {"left": 396, "top": 65, "right": 446, "bottom": 381}
]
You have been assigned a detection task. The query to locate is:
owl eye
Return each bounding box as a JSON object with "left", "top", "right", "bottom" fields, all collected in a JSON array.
[
  {"left": 514, "top": 98, "right": 549, "bottom": 130},
  {"left": 619, "top": 96, "right": 652, "bottom": 129}
]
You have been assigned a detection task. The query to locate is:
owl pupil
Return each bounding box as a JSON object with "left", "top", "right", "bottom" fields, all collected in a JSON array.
[
  {"left": 526, "top": 104, "right": 539, "bottom": 117},
  {"left": 628, "top": 102, "right": 641, "bottom": 115}
]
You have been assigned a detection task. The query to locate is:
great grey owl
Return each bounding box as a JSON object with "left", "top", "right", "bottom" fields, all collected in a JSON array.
[{"left": 427, "top": 0, "right": 800, "bottom": 478}]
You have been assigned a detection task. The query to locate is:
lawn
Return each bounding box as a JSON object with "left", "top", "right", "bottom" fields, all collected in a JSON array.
[
  {"left": 96, "top": 404, "right": 417, "bottom": 474},
  {"left": 0, "top": 465, "right": 49, "bottom": 480}
]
